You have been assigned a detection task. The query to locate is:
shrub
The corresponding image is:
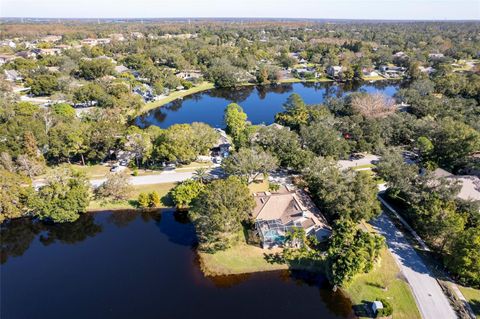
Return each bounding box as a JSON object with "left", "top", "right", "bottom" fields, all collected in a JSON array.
[
  {"left": 376, "top": 298, "right": 393, "bottom": 317},
  {"left": 138, "top": 192, "right": 149, "bottom": 208},
  {"left": 149, "top": 191, "right": 160, "bottom": 207},
  {"left": 132, "top": 168, "right": 139, "bottom": 176}
]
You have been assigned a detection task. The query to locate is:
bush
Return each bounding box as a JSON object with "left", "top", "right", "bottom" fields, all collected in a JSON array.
[
  {"left": 138, "top": 191, "right": 161, "bottom": 208},
  {"left": 268, "top": 182, "right": 280, "bottom": 192},
  {"left": 138, "top": 192, "right": 149, "bottom": 208},
  {"left": 149, "top": 191, "right": 160, "bottom": 207},
  {"left": 132, "top": 168, "right": 139, "bottom": 176},
  {"left": 376, "top": 298, "right": 393, "bottom": 317}
]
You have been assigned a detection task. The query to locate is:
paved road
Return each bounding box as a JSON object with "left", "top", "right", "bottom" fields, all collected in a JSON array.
[
  {"left": 371, "top": 213, "right": 457, "bottom": 319},
  {"left": 89, "top": 166, "right": 225, "bottom": 188},
  {"left": 90, "top": 171, "right": 194, "bottom": 188}
]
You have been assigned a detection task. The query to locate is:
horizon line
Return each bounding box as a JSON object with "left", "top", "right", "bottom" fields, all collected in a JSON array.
[{"left": 1, "top": 16, "right": 479, "bottom": 22}]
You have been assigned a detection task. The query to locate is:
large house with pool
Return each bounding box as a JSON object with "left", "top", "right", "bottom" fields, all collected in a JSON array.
[{"left": 252, "top": 186, "right": 332, "bottom": 248}]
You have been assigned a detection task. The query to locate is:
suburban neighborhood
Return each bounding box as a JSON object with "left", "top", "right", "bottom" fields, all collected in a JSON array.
[{"left": 1, "top": 6, "right": 479, "bottom": 319}]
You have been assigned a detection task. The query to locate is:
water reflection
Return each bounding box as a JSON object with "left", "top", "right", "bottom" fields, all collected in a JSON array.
[
  {"left": 2, "top": 211, "right": 354, "bottom": 319},
  {"left": 136, "top": 81, "right": 401, "bottom": 129}
]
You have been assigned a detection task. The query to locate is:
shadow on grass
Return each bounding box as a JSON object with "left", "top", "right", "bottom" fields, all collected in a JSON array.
[
  {"left": 161, "top": 193, "right": 174, "bottom": 207},
  {"left": 352, "top": 300, "right": 374, "bottom": 318},
  {"left": 264, "top": 252, "right": 284, "bottom": 264},
  {"left": 366, "top": 281, "right": 386, "bottom": 289}
]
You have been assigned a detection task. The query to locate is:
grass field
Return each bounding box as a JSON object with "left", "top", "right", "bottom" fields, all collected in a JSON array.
[
  {"left": 458, "top": 285, "right": 480, "bottom": 318},
  {"left": 345, "top": 248, "right": 421, "bottom": 319},
  {"left": 140, "top": 82, "right": 215, "bottom": 113},
  {"left": 88, "top": 182, "right": 176, "bottom": 211}
]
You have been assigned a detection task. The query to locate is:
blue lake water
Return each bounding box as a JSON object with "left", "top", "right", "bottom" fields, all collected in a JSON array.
[
  {"left": 136, "top": 82, "right": 400, "bottom": 129},
  {"left": 1, "top": 211, "right": 354, "bottom": 319}
]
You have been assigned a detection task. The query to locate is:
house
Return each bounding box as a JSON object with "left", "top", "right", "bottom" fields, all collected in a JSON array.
[
  {"left": 109, "top": 33, "right": 125, "bottom": 42},
  {"left": 114, "top": 65, "right": 130, "bottom": 74},
  {"left": 0, "top": 54, "right": 16, "bottom": 65},
  {"left": 81, "top": 38, "right": 98, "bottom": 46},
  {"left": 252, "top": 186, "right": 331, "bottom": 248},
  {"left": 211, "top": 129, "right": 231, "bottom": 157},
  {"left": 175, "top": 70, "right": 203, "bottom": 81},
  {"left": 393, "top": 51, "right": 408, "bottom": 58},
  {"left": 326, "top": 65, "right": 343, "bottom": 77},
  {"left": 41, "top": 35, "right": 62, "bottom": 43},
  {"left": 432, "top": 168, "right": 480, "bottom": 202},
  {"left": 131, "top": 32, "right": 144, "bottom": 39},
  {"left": 429, "top": 53, "right": 445, "bottom": 60},
  {"left": 419, "top": 66, "right": 436, "bottom": 74},
  {"left": 37, "top": 48, "right": 62, "bottom": 56},
  {"left": 96, "top": 38, "right": 111, "bottom": 45},
  {"left": 379, "top": 65, "right": 406, "bottom": 78},
  {"left": 4, "top": 69, "right": 23, "bottom": 82},
  {"left": 0, "top": 40, "right": 16, "bottom": 48}
]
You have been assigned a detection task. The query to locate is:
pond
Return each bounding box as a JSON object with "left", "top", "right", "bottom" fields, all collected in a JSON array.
[
  {"left": 1, "top": 211, "right": 354, "bottom": 319},
  {"left": 135, "top": 81, "right": 400, "bottom": 129}
]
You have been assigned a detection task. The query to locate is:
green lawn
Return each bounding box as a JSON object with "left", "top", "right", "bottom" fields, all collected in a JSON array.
[
  {"left": 69, "top": 164, "right": 111, "bottom": 178},
  {"left": 88, "top": 182, "right": 176, "bottom": 211},
  {"left": 458, "top": 285, "right": 480, "bottom": 318},
  {"left": 351, "top": 163, "right": 375, "bottom": 170},
  {"left": 345, "top": 248, "right": 421, "bottom": 319},
  {"left": 140, "top": 82, "right": 215, "bottom": 113}
]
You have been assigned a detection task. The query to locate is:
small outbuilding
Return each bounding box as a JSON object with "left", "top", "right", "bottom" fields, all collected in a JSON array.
[{"left": 372, "top": 300, "right": 383, "bottom": 314}]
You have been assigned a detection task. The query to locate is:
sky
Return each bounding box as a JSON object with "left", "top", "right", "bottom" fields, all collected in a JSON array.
[{"left": 1, "top": 0, "right": 479, "bottom": 20}]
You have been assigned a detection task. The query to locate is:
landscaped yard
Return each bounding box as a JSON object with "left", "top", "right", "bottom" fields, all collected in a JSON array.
[
  {"left": 88, "top": 182, "right": 176, "bottom": 211},
  {"left": 346, "top": 248, "right": 421, "bottom": 319},
  {"left": 458, "top": 285, "right": 480, "bottom": 318},
  {"left": 199, "top": 241, "right": 289, "bottom": 276}
]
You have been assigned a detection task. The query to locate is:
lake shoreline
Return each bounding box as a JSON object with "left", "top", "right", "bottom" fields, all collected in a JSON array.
[{"left": 139, "top": 76, "right": 399, "bottom": 115}]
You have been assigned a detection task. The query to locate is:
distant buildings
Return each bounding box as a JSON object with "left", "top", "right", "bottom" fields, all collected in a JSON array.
[{"left": 4, "top": 69, "right": 23, "bottom": 82}]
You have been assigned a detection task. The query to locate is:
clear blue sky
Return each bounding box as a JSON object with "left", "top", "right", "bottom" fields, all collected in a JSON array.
[{"left": 1, "top": 0, "right": 479, "bottom": 20}]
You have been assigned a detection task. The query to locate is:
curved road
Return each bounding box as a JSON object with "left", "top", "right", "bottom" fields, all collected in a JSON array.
[{"left": 372, "top": 213, "right": 457, "bottom": 319}]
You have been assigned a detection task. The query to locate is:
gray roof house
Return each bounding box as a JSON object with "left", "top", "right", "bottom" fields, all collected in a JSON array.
[{"left": 4, "top": 69, "right": 23, "bottom": 82}]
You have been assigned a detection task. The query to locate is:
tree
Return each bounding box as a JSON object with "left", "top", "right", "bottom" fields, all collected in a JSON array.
[
  {"left": 375, "top": 148, "right": 418, "bottom": 197},
  {"left": 0, "top": 169, "right": 33, "bottom": 223},
  {"left": 30, "top": 167, "right": 90, "bottom": 223},
  {"left": 222, "top": 148, "right": 278, "bottom": 184},
  {"left": 193, "top": 167, "right": 209, "bottom": 184},
  {"left": 16, "top": 154, "right": 44, "bottom": 178},
  {"left": 275, "top": 94, "right": 309, "bottom": 130},
  {"left": 300, "top": 122, "right": 350, "bottom": 159},
  {"left": 350, "top": 93, "right": 396, "bottom": 118},
  {"left": 206, "top": 59, "right": 241, "bottom": 88},
  {"left": 224, "top": 103, "right": 248, "bottom": 144},
  {"left": 190, "top": 176, "right": 255, "bottom": 252},
  {"left": 170, "top": 179, "right": 205, "bottom": 209},
  {"left": 149, "top": 191, "right": 160, "bottom": 207},
  {"left": 254, "top": 125, "right": 314, "bottom": 170},
  {"left": 77, "top": 58, "right": 114, "bottom": 80},
  {"left": 326, "top": 218, "right": 384, "bottom": 287},
  {"left": 28, "top": 74, "right": 58, "bottom": 96},
  {"left": 51, "top": 103, "right": 76, "bottom": 119},
  {"left": 446, "top": 226, "right": 480, "bottom": 286},
  {"left": 95, "top": 171, "right": 132, "bottom": 202},
  {"left": 138, "top": 192, "right": 150, "bottom": 208}
]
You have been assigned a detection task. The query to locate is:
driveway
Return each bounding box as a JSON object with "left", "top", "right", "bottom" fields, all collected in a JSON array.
[
  {"left": 337, "top": 154, "right": 379, "bottom": 170},
  {"left": 371, "top": 213, "right": 457, "bottom": 319}
]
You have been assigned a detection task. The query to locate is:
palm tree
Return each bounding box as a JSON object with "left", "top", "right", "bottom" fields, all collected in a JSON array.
[{"left": 193, "top": 167, "right": 209, "bottom": 184}]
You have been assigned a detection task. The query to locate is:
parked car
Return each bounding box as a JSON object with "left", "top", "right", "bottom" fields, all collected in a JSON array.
[
  {"left": 110, "top": 165, "right": 126, "bottom": 172},
  {"left": 349, "top": 153, "right": 365, "bottom": 161}
]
